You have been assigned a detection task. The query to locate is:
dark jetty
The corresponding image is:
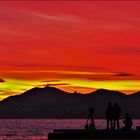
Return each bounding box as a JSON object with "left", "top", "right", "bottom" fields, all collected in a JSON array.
[{"left": 48, "top": 129, "right": 140, "bottom": 139}]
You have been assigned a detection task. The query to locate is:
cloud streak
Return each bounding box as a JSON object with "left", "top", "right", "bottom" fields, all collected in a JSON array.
[
  {"left": 98, "top": 46, "right": 140, "bottom": 55},
  {"left": 30, "top": 12, "right": 81, "bottom": 23},
  {"left": 115, "top": 73, "right": 135, "bottom": 77},
  {"left": 38, "top": 83, "right": 70, "bottom": 87},
  {"left": 0, "top": 79, "right": 5, "bottom": 82}
]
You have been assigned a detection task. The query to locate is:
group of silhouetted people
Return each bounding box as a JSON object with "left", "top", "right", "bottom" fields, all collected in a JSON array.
[
  {"left": 105, "top": 102, "right": 133, "bottom": 130},
  {"left": 105, "top": 102, "right": 121, "bottom": 130},
  {"left": 85, "top": 102, "right": 133, "bottom": 131}
]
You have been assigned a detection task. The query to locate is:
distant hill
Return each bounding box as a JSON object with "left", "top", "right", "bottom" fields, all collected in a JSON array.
[{"left": 0, "top": 86, "right": 139, "bottom": 119}]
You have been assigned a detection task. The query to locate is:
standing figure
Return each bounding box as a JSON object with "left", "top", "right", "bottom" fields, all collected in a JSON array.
[
  {"left": 123, "top": 113, "right": 133, "bottom": 130},
  {"left": 113, "top": 102, "right": 121, "bottom": 129},
  {"left": 105, "top": 102, "right": 113, "bottom": 130},
  {"left": 85, "top": 106, "right": 95, "bottom": 129}
]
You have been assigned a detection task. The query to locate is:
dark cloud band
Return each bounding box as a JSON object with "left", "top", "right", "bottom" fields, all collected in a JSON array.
[
  {"left": 114, "top": 73, "right": 134, "bottom": 77},
  {"left": 0, "top": 79, "right": 5, "bottom": 82}
]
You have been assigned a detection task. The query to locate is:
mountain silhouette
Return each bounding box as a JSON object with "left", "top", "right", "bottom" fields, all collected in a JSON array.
[
  {"left": 0, "top": 86, "right": 139, "bottom": 118},
  {"left": 89, "top": 89, "right": 125, "bottom": 96}
]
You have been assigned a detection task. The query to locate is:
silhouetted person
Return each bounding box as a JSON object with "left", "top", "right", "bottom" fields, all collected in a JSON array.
[
  {"left": 105, "top": 102, "right": 113, "bottom": 130},
  {"left": 122, "top": 113, "right": 133, "bottom": 130},
  {"left": 85, "top": 106, "right": 95, "bottom": 129},
  {"left": 113, "top": 102, "right": 121, "bottom": 129}
]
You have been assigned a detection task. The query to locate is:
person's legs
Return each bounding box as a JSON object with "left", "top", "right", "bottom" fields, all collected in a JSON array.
[
  {"left": 117, "top": 119, "right": 120, "bottom": 129},
  {"left": 110, "top": 119, "right": 113, "bottom": 130},
  {"left": 91, "top": 115, "right": 95, "bottom": 124},
  {"left": 106, "top": 118, "right": 109, "bottom": 130},
  {"left": 113, "top": 119, "right": 116, "bottom": 130}
]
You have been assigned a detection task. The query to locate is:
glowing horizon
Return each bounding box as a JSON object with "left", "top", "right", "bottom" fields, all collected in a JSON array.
[{"left": 0, "top": 1, "right": 140, "bottom": 100}]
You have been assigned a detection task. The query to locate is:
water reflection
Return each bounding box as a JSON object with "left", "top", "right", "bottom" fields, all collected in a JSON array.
[{"left": 0, "top": 119, "right": 139, "bottom": 139}]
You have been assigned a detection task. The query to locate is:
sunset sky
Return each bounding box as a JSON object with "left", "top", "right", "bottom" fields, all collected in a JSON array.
[{"left": 0, "top": 1, "right": 140, "bottom": 100}]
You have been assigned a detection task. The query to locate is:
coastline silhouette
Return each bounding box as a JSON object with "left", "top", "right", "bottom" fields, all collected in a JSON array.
[{"left": 0, "top": 86, "right": 139, "bottom": 119}]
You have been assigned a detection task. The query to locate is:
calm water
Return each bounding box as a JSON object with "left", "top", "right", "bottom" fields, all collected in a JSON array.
[{"left": 0, "top": 119, "right": 139, "bottom": 140}]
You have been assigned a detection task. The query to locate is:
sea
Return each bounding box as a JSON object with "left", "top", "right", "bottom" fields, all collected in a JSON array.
[{"left": 0, "top": 119, "right": 139, "bottom": 140}]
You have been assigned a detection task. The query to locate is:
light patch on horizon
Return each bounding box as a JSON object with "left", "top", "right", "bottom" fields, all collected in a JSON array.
[
  {"left": 62, "top": 79, "right": 140, "bottom": 92},
  {"left": 0, "top": 78, "right": 140, "bottom": 100},
  {"left": 0, "top": 79, "right": 41, "bottom": 96}
]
